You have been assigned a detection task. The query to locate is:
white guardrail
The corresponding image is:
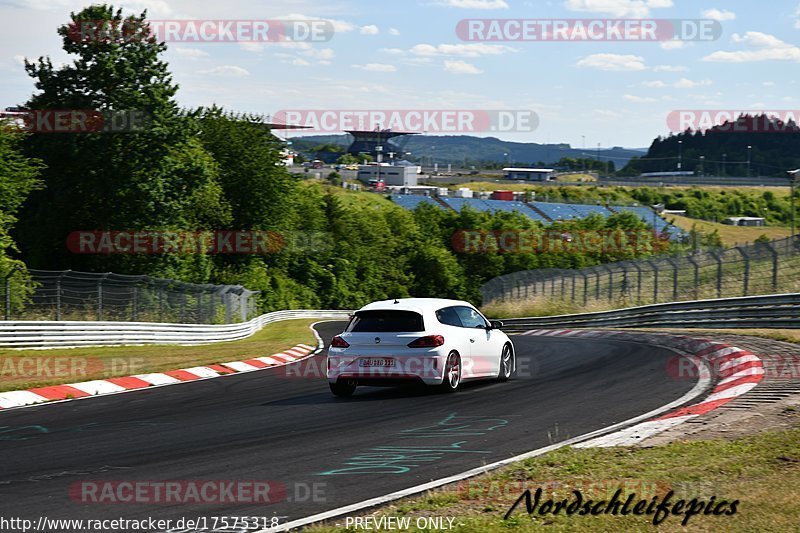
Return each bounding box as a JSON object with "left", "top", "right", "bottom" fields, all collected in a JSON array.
[{"left": 0, "top": 310, "right": 353, "bottom": 349}]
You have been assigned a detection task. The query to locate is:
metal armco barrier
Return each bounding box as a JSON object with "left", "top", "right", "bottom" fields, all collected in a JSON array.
[
  {"left": 0, "top": 310, "right": 352, "bottom": 349},
  {"left": 481, "top": 236, "right": 800, "bottom": 308},
  {"left": 498, "top": 293, "right": 800, "bottom": 331}
]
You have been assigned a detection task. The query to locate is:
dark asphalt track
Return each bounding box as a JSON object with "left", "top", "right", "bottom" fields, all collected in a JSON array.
[{"left": 0, "top": 322, "right": 697, "bottom": 531}]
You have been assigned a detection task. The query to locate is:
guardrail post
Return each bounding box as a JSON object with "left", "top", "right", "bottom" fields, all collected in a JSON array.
[
  {"left": 581, "top": 271, "right": 589, "bottom": 306},
  {"left": 709, "top": 251, "right": 723, "bottom": 299},
  {"left": 604, "top": 265, "right": 614, "bottom": 301},
  {"left": 620, "top": 264, "right": 630, "bottom": 301},
  {"left": 687, "top": 255, "right": 700, "bottom": 300},
  {"left": 735, "top": 247, "right": 750, "bottom": 296},
  {"left": 593, "top": 267, "right": 601, "bottom": 300},
  {"left": 666, "top": 258, "right": 679, "bottom": 301},
  {"left": 132, "top": 285, "right": 138, "bottom": 321},
  {"left": 571, "top": 272, "right": 577, "bottom": 302},
  {"left": 55, "top": 270, "right": 69, "bottom": 321},
  {"left": 3, "top": 267, "right": 20, "bottom": 320},
  {"left": 158, "top": 283, "right": 164, "bottom": 322},
  {"left": 97, "top": 273, "right": 111, "bottom": 321},
  {"left": 180, "top": 287, "right": 186, "bottom": 323},
  {"left": 765, "top": 242, "right": 779, "bottom": 292},
  {"left": 647, "top": 260, "right": 659, "bottom": 304},
  {"left": 196, "top": 289, "right": 202, "bottom": 324}
]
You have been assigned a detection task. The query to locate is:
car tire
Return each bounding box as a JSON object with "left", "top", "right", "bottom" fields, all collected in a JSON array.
[
  {"left": 497, "top": 344, "right": 514, "bottom": 382},
  {"left": 330, "top": 380, "right": 356, "bottom": 397},
  {"left": 440, "top": 351, "right": 461, "bottom": 392}
]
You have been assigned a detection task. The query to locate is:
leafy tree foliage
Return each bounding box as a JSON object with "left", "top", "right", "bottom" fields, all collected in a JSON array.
[
  {"left": 16, "top": 5, "right": 227, "bottom": 279},
  {"left": 0, "top": 126, "right": 43, "bottom": 278}
]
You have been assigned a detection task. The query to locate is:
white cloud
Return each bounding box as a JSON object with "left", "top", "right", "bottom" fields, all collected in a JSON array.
[
  {"left": 292, "top": 58, "right": 311, "bottom": 66},
  {"left": 623, "top": 94, "right": 658, "bottom": 103},
  {"left": 763, "top": 81, "right": 776, "bottom": 86},
  {"left": 199, "top": 65, "right": 250, "bottom": 77},
  {"left": 6, "top": 0, "right": 172, "bottom": 15},
  {"left": 309, "top": 48, "right": 335, "bottom": 60},
  {"left": 642, "top": 78, "right": 712, "bottom": 89},
  {"left": 353, "top": 63, "right": 397, "bottom": 72},
  {"left": 436, "top": 0, "right": 510, "bottom": 8},
  {"left": 389, "top": 28, "right": 401, "bottom": 36},
  {"left": 409, "top": 43, "right": 515, "bottom": 57},
  {"left": 576, "top": 53, "right": 646, "bottom": 71},
  {"left": 360, "top": 25, "right": 379, "bottom": 35},
  {"left": 444, "top": 59, "right": 483, "bottom": 74},
  {"left": 565, "top": 0, "right": 672, "bottom": 18},
  {"left": 172, "top": 47, "right": 208, "bottom": 59},
  {"left": 276, "top": 41, "right": 314, "bottom": 51},
  {"left": 660, "top": 40, "right": 686, "bottom": 50},
  {"left": 13, "top": 55, "right": 26, "bottom": 66},
  {"left": 654, "top": 64, "right": 687, "bottom": 72},
  {"left": 279, "top": 13, "right": 356, "bottom": 33},
  {"left": 701, "top": 8, "right": 736, "bottom": 21},
  {"left": 703, "top": 32, "right": 800, "bottom": 62},
  {"left": 673, "top": 78, "right": 712, "bottom": 89},
  {"left": 382, "top": 48, "right": 404, "bottom": 55},
  {"left": 239, "top": 42, "right": 266, "bottom": 53},
  {"left": 795, "top": 4, "right": 800, "bottom": 29},
  {"left": 593, "top": 109, "right": 622, "bottom": 118}
]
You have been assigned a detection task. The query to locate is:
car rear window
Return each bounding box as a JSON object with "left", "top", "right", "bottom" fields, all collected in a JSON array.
[{"left": 347, "top": 310, "right": 424, "bottom": 332}]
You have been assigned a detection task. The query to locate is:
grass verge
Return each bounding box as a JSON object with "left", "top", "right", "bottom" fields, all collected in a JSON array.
[
  {"left": 0, "top": 318, "right": 319, "bottom": 393},
  {"left": 310, "top": 426, "right": 800, "bottom": 532},
  {"left": 642, "top": 328, "right": 800, "bottom": 346},
  {"left": 667, "top": 214, "right": 793, "bottom": 246}
]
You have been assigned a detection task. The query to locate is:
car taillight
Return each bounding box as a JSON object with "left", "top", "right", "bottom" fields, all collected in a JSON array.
[
  {"left": 407, "top": 335, "right": 445, "bottom": 348},
  {"left": 331, "top": 335, "right": 350, "bottom": 348}
]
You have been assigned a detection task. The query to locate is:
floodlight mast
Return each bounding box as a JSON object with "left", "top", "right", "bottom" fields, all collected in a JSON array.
[{"left": 789, "top": 169, "right": 800, "bottom": 240}]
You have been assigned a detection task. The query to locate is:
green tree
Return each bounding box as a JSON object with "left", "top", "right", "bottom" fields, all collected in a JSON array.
[
  {"left": 18, "top": 4, "right": 227, "bottom": 278},
  {"left": 336, "top": 154, "right": 360, "bottom": 165},
  {"left": 0, "top": 124, "right": 44, "bottom": 309}
]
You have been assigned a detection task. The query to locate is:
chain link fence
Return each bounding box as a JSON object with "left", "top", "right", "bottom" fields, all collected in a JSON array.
[
  {"left": 481, "top": 236, "right": 800, "bottom": 309},
  {"left": 1, "top": 269, "right": 259, "bottom": 324}
]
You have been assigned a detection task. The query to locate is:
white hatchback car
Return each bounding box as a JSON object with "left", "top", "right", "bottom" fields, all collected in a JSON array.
[{"left": 327, "top": 298, "right": 515, "bottom": 397}]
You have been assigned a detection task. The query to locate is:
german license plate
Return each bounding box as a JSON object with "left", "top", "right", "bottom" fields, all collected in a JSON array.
[{"left": 359, "top": 358, "right": 395, "bottom": 367}]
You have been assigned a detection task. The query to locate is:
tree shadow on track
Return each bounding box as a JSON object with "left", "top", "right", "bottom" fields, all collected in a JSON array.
[{"left": 262, "top": 380, "right": 498, "bottom": 406}]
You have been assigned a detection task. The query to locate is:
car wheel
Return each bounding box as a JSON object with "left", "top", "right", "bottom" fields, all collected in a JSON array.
[
  {"left": 440, "top": 352, "right": 461, "bottom": 392},
  {"left": 498, "top": 344, "right": 514, "bottom": 382},
  {"left": 330, "top": 380, "right": 356, "bottom": 397}
]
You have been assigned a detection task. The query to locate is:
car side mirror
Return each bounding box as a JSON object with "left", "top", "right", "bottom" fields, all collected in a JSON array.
[{"left": 489, "top": 320, "right": 503, "bottom": 330}]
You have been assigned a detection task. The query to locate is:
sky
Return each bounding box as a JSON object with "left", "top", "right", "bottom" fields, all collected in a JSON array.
[{"left": 1, "top": 0, "right": 799, "bottom": 148}]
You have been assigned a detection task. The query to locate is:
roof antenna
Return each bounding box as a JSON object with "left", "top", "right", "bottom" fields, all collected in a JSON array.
[{"left": 393, "top": 297, "right": 399, "bottom": 304}]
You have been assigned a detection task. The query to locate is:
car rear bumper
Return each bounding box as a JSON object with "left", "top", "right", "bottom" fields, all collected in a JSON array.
[{"left": 327, "top": 352, "right": 447, "bottom": 386}]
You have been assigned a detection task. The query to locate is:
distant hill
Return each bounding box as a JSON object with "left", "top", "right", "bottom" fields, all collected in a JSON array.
[
  {"left": 619, "top": 114, "right": 800, "bottom": 178},
  {"left": 285, "top": 134, "right": 645, "bottom": 167}
]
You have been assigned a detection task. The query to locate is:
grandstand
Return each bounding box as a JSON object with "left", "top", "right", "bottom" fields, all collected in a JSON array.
[
  {"left": 390, "top": 195, "right": 682, "bottom": 238},
  {"left": 390, "top": 195, "right": 440, "bottom": 210},
  {"left": 530, "top": 201, "right": 580, "bottom": 221},
  {"left": 569, "top": 204, "right": 615, "bottom": 218},
  {"left": 612, "top": 206, "right": 674, "bottom": 234}
]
